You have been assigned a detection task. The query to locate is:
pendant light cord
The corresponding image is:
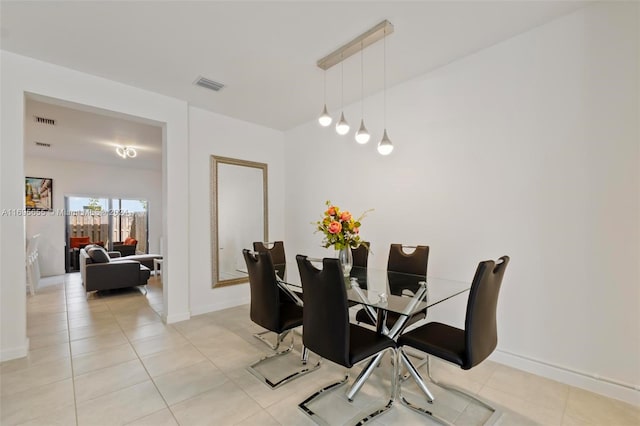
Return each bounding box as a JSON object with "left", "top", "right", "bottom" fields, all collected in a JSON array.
[
  {"left": 323, "top": 71, "right": 327, "bottom": 105},
  {"left": 360, "top": 42, "right": 364, "bottom": 119},
  {"left": 383, "top": 29, "right": 387, "bottom": 128},
  {"left": 340, "top": 56, "right": 344, "bottom": 110}
]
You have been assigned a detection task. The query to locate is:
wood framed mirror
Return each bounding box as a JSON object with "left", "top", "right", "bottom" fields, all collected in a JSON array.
[{"left": 211, "top": 155, "right": 268, "bottom": 287}]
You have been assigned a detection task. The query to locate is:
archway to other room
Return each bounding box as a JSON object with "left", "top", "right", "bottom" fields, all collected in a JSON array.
[{"left": 24, "top": 94, "right": 166, "bottom": 337}]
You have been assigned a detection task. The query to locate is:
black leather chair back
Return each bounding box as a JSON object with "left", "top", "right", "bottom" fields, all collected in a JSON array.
[
  {"left": 253, "top": 241, "right": 286, "bottom": 265},
  {"left": 243, "top": 249, "right": 281, "bottom": 333},
  {"left": 387, "top": 244, "right": 429, "bottom": 276},
  {"left": 464, "top": 256, "right": 510, "bottom": 369},
  {"left": 351, "top": 242, "right": 370, "bottom": 268},
  {"left": 296, "top": 255, "right": 350, "bottom": 367}
]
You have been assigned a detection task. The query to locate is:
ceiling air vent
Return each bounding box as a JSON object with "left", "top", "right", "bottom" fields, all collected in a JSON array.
[
  {"left": 35, "top": 141, "right": 51, "bottom": 148},
  {"left": 194, "top": 76, "right": 225, "bottom": 92},
  {"left": 34, "top": 115, "right": 56, "bottom": 126}
]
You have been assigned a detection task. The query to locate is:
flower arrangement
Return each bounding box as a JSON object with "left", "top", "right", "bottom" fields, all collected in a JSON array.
[{"left": 315, "top": 200, "right": 371, "bottom": 251}]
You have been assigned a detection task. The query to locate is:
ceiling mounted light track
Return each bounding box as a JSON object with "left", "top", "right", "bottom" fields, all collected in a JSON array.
[{"left": 316, "top": 20, "right": 394, "bottom": 71}]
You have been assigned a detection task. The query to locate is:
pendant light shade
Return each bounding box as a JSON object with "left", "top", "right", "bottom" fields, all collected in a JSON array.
[
  {"left": 377, "top": 129, "right": 393, "bottom": 155},
  {"left": 336, "top": 112, "right": 350, "bottom": 135},
  {"left": 355, "top": 119, "right": 370, "bottom": 144},
  {"left": 318, "top": 104, "right": 332, "bottom": 127}
]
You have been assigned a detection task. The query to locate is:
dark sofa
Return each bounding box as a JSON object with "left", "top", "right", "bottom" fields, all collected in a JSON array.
[{"left": 80, "top": 246, "right": 150, "bottom": 293}]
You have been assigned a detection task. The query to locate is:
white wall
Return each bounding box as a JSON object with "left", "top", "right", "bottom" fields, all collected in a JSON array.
[
  {"left": 188, "top": 106, "right": 285, "bottom": 315},
  {"left": 24, "top": 156, "right": 163, "bottom": 277},
  {"left": 284, "top": 2, "right": 639, "bottom": 404},
  {"left": 1, "top": 51, "right": 190, "bottom": 361}
]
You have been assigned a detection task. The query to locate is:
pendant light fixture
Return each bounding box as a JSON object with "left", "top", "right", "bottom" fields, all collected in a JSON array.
[
  {"left": 318, "top": 71, "right": 332, "bottom": 127},
  {"left": 335, "top": 57, "right": 350, "bottom": 135},
  {"left": 316, "top": 20, "right": 394, "bottom": 149},
  {"left": 377, "top": 27, "right": 394, "bottom": 155},
  {"left": 355, "top": 43, "right": 370, "bottom": 144}
]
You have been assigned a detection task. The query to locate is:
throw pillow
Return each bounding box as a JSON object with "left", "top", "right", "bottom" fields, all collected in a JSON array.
[{"left": 87, "top": 247, "right": 110, "bottom": 264}]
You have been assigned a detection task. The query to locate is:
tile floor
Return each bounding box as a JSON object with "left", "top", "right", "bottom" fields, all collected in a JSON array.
[{"left": 1, "top": 273, "right": 638, "bottom": 425}]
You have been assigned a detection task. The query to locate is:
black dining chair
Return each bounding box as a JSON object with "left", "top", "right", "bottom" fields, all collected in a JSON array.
[
  {"left": 253, "top": 241, "right": 287, "bottom": 280},
  {"left": 351, "top": 241, "right": 370, "bottom": 268},
  {"left": 252, "top": 241, "right": 301, "bottom": 335},
  {"left": 243, "top": 249, "right": 319, "bottom": 389},
  {"left": 397, "top": 256, "right": 510, "bottom": 423},
  {"left": 356, "top": 244, "right": 429, "bottom": 329},
  {"left": 296, "top": 255, "right": 398, "bottom": 424}
]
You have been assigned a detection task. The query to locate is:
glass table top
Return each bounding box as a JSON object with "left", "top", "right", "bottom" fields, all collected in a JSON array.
[{"left": 274, "top": 263, "right": 470, "bottom": 317}]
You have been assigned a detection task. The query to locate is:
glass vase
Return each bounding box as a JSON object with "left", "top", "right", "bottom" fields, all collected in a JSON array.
[{"left": 337, "top": 246, "right": 353, "bottom": 277}]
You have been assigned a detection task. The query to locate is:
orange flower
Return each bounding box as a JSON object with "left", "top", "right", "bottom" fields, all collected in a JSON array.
[
  {"left": 326, "top": 206, "right": 336, "bottom": 216},
  {"left": 340, "top": 211, "right": 352, "bottom": 222},
  {"left": 328, "top": 221, "right": 342, "bottom": 234}
]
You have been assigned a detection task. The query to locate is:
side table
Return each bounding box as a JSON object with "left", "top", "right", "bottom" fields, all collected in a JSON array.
[{"left": 153, "top": 258, "right": 163, "bottom": 283}]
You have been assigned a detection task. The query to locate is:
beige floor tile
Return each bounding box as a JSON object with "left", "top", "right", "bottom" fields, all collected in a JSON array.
[
  {"left": 72, "top": 343, "right": 138, "bottom": 375},
  {"left": 479, "top": 385, "right": 564, "bottom": 426},
  {"left": 141, "top": 344, "right": 206, "bottom": 377},
  {"left": 76, "top": 380, "right": 166, "bottom": 426},
  {"left": 152, "top": 360, "right": 227, "bottom": 405},
  {"left": 67, "top": 310, "right": 116, "bottom": 328},
  {"left": 0, "top": 379, "right": 74, "bottom": 425},
  {"left": 430, "top": 357, "right": 499, "bottom": 388},
  {"left": 66, "top": 303, "right": 110, "bottom": 318},
  {"left": 15, "top": 402, "right": 77, "bottom": 426},
  {"left": 564, "top": 387, "right": 640, "bottom": 426},
  {"left": 69, "top": 320, "right": 122, "bottom": 341},
  {"left": 170, "top": 380, "right": 263, "bottom": 425},
  {"left": 130, "top": 329, "right": 190, "bottom": 357},
  {"left": 26, "top": 318, "right": 68, "bottom": 336},
  {"left": 74, "top": 359, "right": 150, "bottom": 402},
  {"left": 234, "top": 410, "right": 281, "bottom": 426},
  {"left": 484, "top": 364, "right": 569, "bottom": 412},
  {"left": 226, "top": 354, "right": 329, "bottom": 409},
  {"left": 71, "top": 330, "right": 129, "bottom": 356},
  {"left": 124, "top": 408, "right": 178, "bottom": 426},
  {"left": 0, "top": 358, "right": 72, "bottom": 396},
  {"left": 265, "top": 391, "right": 321, "bottom": 426},
  {"left": 0, "top": 342, "right": 70, "bottom": 374},
  {"left": 123, "top": 321, "right": 175, "bottom": 342},
  {"left": 28, "top": 329, "right": 70, "bottom": 350},
  {"left": 26, "top": 311, "right": 67, "bottom": 326}
]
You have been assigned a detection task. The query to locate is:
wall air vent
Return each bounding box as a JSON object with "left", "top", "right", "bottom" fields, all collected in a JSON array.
[
  {"left": 35, "top": 141, "right": 51, "bottom": 148},
  {"left": 34, "top": 116, "right": 56, "bottom": 125},
  {"left": 194, "top": 76, "right": 225, "bottom": 92}
]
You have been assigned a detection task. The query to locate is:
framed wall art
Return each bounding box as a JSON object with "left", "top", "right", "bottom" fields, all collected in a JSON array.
[{"left": 25, "top": 177, "right": 53, "bottom": 211}]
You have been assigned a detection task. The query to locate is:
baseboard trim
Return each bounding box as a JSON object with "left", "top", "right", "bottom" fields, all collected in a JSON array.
[
  {"left": 0, "top": 338, "right": 29, "bottom": 362},
  {"left": 491, "top": 349, "right": 640, "bottom": 406},
  {"left": 190, "top": 296, "right": 250, "bottom": 317},
  {"left": 163, "top": 311, "right": 191, "bottom": 324}
]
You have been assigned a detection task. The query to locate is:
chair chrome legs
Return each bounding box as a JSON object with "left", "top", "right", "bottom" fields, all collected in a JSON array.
[
  {"left": 398, "top": 349, "right": 501, "bottom": 425},
  {"left": 299, "top": 372, "right": 350, "bottom": 426},
  {"left": 299, "top": 348, "right": 398, "bottom": 426},
  {"left": 253, "top": 329, "right": 289, "bottom": 351},
  {"left": 247, "top": 330, "right": 320, "bottom": 389}
]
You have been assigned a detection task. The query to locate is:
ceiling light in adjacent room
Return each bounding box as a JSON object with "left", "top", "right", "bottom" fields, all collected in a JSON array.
[{"left": 116, "top": 146, "right": 137, "bottom": 159}]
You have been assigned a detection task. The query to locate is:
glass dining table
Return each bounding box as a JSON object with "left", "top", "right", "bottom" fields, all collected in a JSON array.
[{"left": 272, "top": 262, "right": 471, "bottom": 400}]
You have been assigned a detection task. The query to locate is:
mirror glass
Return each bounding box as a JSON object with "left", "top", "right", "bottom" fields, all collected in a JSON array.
[{"left": 211, "top": 156, "right": 268, "bottom": 287}]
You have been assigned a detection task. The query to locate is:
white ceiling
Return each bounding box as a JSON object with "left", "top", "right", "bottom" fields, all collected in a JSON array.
[
  {"left": 25, "top": 95, "right": 163, "bottom": 171},
  {"left": 1, "top": 1, "right": 589, "bottom": 131}
]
